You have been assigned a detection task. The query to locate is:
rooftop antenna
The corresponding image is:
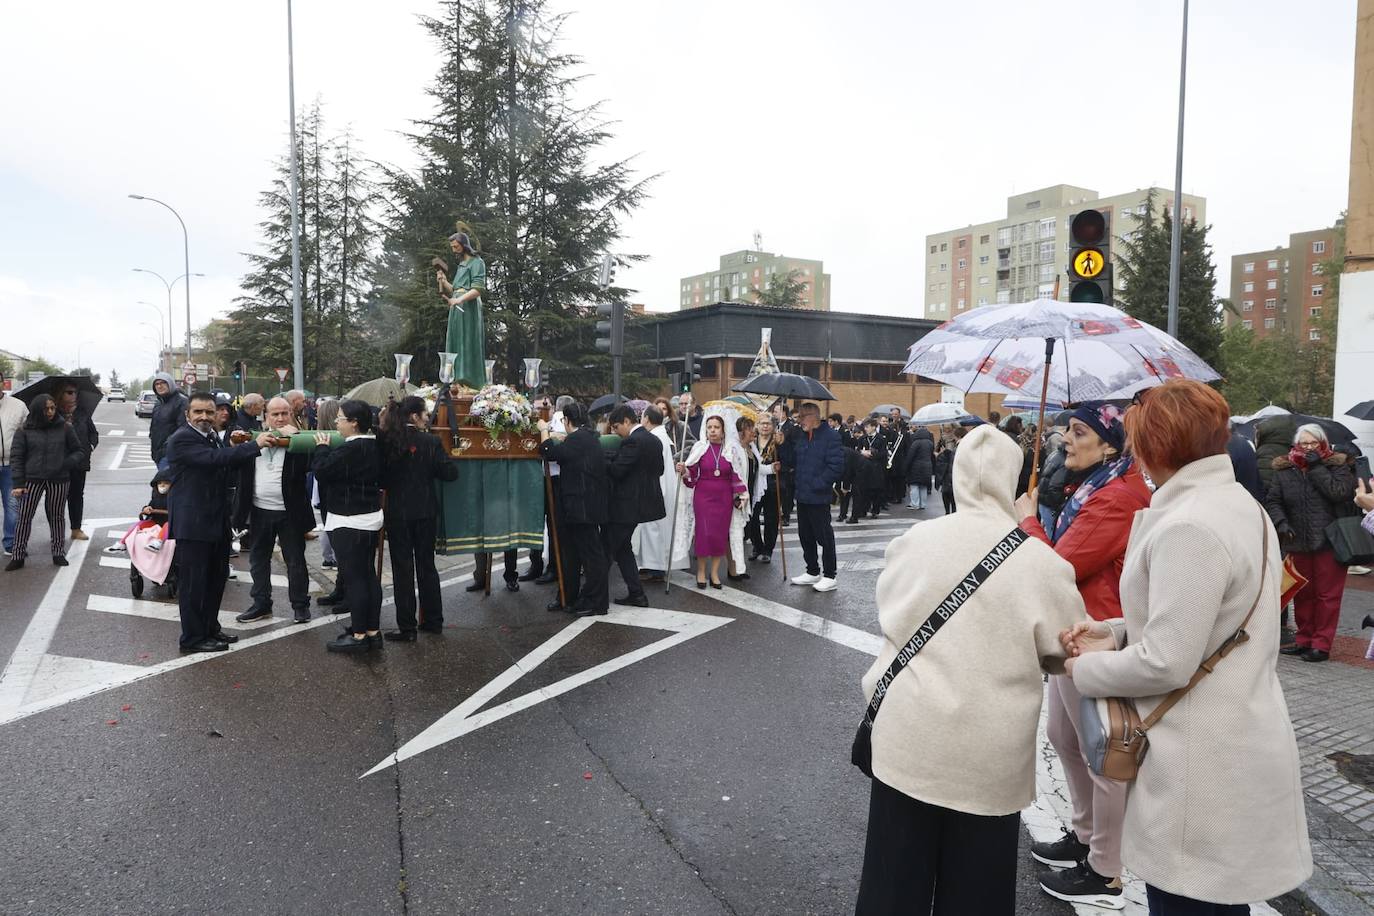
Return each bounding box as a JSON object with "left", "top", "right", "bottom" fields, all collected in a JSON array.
[{"left": 753, "top": 230, "right": 763, "bottom": 252}]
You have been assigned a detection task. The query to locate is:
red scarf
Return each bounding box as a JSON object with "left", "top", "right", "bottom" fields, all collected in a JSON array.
[{"left": 1288, "top": 442, "right": 1332, "bottom": 470}]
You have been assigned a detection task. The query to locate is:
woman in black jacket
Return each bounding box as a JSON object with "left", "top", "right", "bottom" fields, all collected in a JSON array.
[
  {"left": 313, "top": 399, "right": 384, "bottom": 653},
  {"left": 7, "top": 394, "right": 83, "bottom": 570},
  {"left": 378, "top": 396, "right": 458, "bottom": 641},
  {"left": 903, "top": 425, "right": 935, "bottom": 510},
  {"left": 1265, "top": 423, "right": 1357, "bottom": 662}
]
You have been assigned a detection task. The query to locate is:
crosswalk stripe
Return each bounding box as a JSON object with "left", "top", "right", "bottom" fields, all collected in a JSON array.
[
  {"left": 97, "top": 555, "right": 321, "bottom": 592},
  {"left": 86, "top": 593, "right": 280, "bottom": 630},
  {"left": 108, "top": 429, "right": 125, "bottom": 437}
]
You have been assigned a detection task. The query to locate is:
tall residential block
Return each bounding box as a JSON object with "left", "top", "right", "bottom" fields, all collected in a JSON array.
[
  {"left": 922, "top": 184, "right": 1206, "bottom": 319},
  {"left": 679, "top": 249, "right": 831, "bottom": 311},
  {"left": 1225, "top": 225, "right": 1341, "bottom": 342}
]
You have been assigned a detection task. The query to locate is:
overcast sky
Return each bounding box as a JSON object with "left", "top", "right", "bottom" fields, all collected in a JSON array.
[{"left": 0, "top": 0, "right": 1357, "bottom": 384}]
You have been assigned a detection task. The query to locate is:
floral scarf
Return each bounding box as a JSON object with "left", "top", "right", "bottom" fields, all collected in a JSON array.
[{"left": 1051, "top": 454, "right": 1134, "bottom": 544}]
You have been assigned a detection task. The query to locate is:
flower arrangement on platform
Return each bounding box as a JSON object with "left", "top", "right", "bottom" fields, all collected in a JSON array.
[
  {"left": 412, "top": 383, "right": 442, "bottom": 414},
  {"left": 469, "top": 384, "right": 535, "bottom": 438}
]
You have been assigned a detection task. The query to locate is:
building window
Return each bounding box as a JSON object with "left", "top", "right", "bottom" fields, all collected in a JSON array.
[
  {"left": 939, "top": 282, "right": 947, "bottom": 292},
  {"left": 699, "top": 359, "right": 718, "bottom": 380},
  {"left": 928, "top": 283, "right": 936, "bottom": 293},
  {"left": 996, "top": 289, "right": 1011, "bottom": 304},
  {"left": 1243, "top": 282, "right": 1254, "bottom": 293},
  {"left": 996, "top": 227, "right": 1012, "bottom": 247},
  {"left": 978, "top": 276, "right": 989, "bottom": 285},
  {"left": 1264, "top": 317, "right": 1275, "bottom": 329},
  {"left": 1039, "top": 263, "right": 1055, "bottom": 281},
  {"left": 957, "top": 279, "right": 966, "bottom": 290},
  {"left": 977, "top": 297, "right": 988, "bottom": 307},
  {"left": 1312, "top": 284, "right": 1324, "bottom": 297},
  {"left": 1267, "top": 259, "right": 1279, "bottom": 270},
  {"left": 1242, "top": 300, "right": 1254, "bottom": 311},
  {"left": 1243, "top": 261, "right": 1254, "bottom": 273},
  {"left": 1038, "top": 217, "right": 1055, "bottom": 238},
  {"left": 979, "top": 234, "right": 990, "bottom": 245},
  {"left": 731, "top": 358, "right": 753, "bottom": 378},
  {"left": 939, "top": 263, "right": 947, "bottom": 272},
  {"left": 1265, "top": 298, "right": 1276, "bottom": 309},
  {"left": 979, "top": 255, "right": 989, "bottom": 265},
  {"left": 1242, "top": 320, "right": 1253, "bottom": 330},
  {"left": 1314, "top": 240, "right": 1327, "bottom": 254},
  {"left": 929, "top": 245, "right": 937, "bottom": 254},
  {"left": 1310, "top": 306, "right": 1322, "bottom": 318},
  {"left": 957, "top": 258, "right": 967, "bottom": 269},
  {"left": 940, "top": 242, "right": 948, "bottom": 252},
  {"left": 1039, "top": 241, "right": 1054, "bottom": 261},
  {"left": 1266, "top": 279, "right": 1277, "bottom": 290},
  {"left": 957, "top": 238, "right": 967, "bottom": 249},
  {"left": 956, "top": 298, "right": 966, "bottom": 309},
  {"left": 1312, "top": 262, "right": 1322, "bottom": 274},
  {"left": 1310, "top": 329, "right": 1321, "bottom": 341}
]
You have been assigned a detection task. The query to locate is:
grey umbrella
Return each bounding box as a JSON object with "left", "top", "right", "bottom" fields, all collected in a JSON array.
[
  {"left": 342, "top": 377, "right": 417, "bottom": 407},
  {"left": 869, "top": 403, "right": 910, "bottom": 419}
]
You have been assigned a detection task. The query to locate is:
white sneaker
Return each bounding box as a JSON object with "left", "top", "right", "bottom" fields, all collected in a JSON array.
[
  {"left": 791, "top": 573, "right": 821, "bottom": 586},
  {"left": 1350, "top": 565, "right": 1371, "bottom": 576},
  {"left": 812, "top": 576, "right": 838, "bottom": 592}
]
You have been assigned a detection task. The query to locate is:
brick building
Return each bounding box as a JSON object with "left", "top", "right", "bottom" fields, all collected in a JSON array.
[
  {"left": 1226, "top": 224, "right": 1341, "bottom": 342},
  {"left": 679, "top": 249, "right": 831, "bottom": 311}
]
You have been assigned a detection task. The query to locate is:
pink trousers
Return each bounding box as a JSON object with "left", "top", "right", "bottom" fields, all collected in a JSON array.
[{"left": 1046, "top": 673, "right": 1129, "bottom": 878}]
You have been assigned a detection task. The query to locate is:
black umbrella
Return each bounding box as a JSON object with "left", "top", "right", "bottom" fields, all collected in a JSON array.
[
  {"left": 1235, "top": 413, "right": 1357, "bottom": 446},
  {"left": 732, "top": 372, "right": 836, "bottom": 401},
  {"left": 14, "top": 374, "right": 102, "bottom": 417},
  {"left": 1346, "top": 401, "right": 1374, "bottom": 421},
  {"left": 588, "top": 393, "right": 626, "bottom": 416}
]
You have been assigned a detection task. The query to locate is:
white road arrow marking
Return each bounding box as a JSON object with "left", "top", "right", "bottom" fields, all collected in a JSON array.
[{"left": 363, "top": 606, "right": 732, "bottom": 777}]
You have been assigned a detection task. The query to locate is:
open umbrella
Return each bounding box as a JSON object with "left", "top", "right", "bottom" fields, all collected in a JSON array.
[
  {"left": 869, "top": 403, "right": 911, "bottom": 419},
  {"left": 589, "top": 393, "right": 626, "bottom": 416},
  {"left": 906, "top": 298, "right": 1219, "bottom": 488},
  {"left": 1245, "top": 404, "right": 1290, "bottom": 422},
  {"left": 1235, "top": 413, "right": 1357, "bottom": 447},
  {"left": 909, "top": 402, "right": 976, "bottom": 426},
  {"left": 14, "top": 375, "right": 102, "bottom": 417},
  {"left": 343, "top": 377, "right": 417, "bottom": 407},
  {"left": 1347, "top": 401, "right": 1374, "bottom": 421},
  {"left": 732, "top": 372, "right": 836, "bottom": 401}
]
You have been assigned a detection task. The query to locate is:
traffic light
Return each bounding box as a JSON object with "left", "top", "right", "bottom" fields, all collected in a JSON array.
[
  {"left": 595, "top": 301, "right": 625, "bottom": 356},
  {"left": 232, "top": 360, "right": 243, "bottom": 381},
  {"left": 668, "top": 371, "right": 682, "bottom": 394},
  {"left": 597, "top": 253, "right": 617, "bottom": 289},
  {"left": 683, "top": 351, "right": 702, "bottom": 391},
  {"left": 1066, "top": 209, "right": 1113, "bottom": 304}
]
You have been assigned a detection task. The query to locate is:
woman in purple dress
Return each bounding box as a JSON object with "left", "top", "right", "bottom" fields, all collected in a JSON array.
[{"left": 677, "top": 415, "right": 748, "bottom": 589}]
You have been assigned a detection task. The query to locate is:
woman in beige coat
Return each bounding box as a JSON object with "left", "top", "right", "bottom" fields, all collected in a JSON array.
[
  {"left": 1067, "top": 380, "right": 1311, "bottom": 914},
  {"left": 856, "top": 424, "right": 1086, "bottom": 915}
]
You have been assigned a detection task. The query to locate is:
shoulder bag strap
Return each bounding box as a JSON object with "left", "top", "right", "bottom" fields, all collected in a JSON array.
[
  {"left": 1140, "top": 503, "right": 1271, "bottom": 732},
  {"left": 862, "top": 526, "right": 1030, "bottom": 726}
]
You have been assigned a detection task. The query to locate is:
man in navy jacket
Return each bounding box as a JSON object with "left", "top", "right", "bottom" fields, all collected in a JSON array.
[
  {"left": 165, "top": 392, "right": 275, "bottom": 653},
  {"left": 782, "top": 402, "right": 845, "bottom": 593}
]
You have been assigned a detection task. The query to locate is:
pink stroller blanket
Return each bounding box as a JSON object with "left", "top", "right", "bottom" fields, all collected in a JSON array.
[{"left": 121, "top": 521, "right": 176, "bottom": 586}]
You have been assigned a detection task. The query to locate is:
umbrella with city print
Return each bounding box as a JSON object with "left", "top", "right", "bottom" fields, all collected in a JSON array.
[{"left": 903, "top": 298, "right": 1219, "bottom": 486}]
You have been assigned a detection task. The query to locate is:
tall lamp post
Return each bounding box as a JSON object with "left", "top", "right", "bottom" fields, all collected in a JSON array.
[
  {"left": 133, "top": 271, "right": 202, "bottom": 374},
  {"left": 1166, "top": 0, "right": 1189, "bottom": 337},
  {"left": 285, "top": 0, "right": 305, "bottom": 390},
  {"left": 136, "top": 299, "right": 170, "bottom": 373},
  {"left": 128, "top": 195, "right": 194, "bottom": 367}
]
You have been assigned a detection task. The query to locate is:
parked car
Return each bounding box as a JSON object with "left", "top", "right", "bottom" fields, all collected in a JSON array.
[
  {"left": 134, "top": 391, "right": 157, "bottom": 418},
  {"left": 106, "top": 388, "right": 126, "bottom": 402}
]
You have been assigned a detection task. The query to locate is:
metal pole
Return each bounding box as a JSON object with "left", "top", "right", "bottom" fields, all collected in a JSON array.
[
  {"left": 286, "top": 0, "right": 305, "bottom": 390},
  {"left": 1166, "top": 0, "right": 1189, "bottom": 338},
  {"left": 127, "top": 201, "right": 191, "bottom": 367}
]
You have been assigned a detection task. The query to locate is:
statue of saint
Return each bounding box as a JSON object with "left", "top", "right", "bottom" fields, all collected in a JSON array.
[{"left": 435, "top": 222, "right": 487, "bottom": 389}]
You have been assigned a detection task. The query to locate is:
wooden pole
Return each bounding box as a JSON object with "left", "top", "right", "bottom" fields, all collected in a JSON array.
[
  {"left": 1028, "top": 338, "right": 1056, "bottom": 494},
  {"left": 543, "top": 462, "right": 567, "bottom": 608},
  {"left": 775, "top": 470, "right": 787, "bottom": 579}
]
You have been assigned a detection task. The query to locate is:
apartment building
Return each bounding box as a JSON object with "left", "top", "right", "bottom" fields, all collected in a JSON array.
[
  {"left": 1226, "top": 225, "right": 1340, "bottom": 342},
  {"left": 922, "top": 184, "right": 1207, "bottom": 319},
  {"left": 680, "top": 249, "right": 831, "bottom": 311}
]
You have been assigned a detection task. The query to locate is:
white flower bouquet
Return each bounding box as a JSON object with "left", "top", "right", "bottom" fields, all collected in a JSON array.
[{"left": 469, "top": 384, "right": 535, "bottom": 439}]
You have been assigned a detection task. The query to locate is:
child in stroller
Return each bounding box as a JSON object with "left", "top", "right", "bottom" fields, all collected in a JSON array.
[{"left": 124, "top": 465, "right": 178, "bottom": 599}]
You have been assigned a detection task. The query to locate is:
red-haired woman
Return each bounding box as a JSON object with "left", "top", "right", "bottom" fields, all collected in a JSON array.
[
  {"left": 1013, "top": 401, "right": 1150, "bottom": 909},
  {"left": 1064, "top": 380, "right": 1310, "bottom": 914}
]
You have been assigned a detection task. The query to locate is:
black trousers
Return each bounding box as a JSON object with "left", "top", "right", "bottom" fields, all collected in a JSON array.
[
  {"left": 748, "top": 483, "right": 779, "bottom": 556},
  {"left": 856, "top": 778, "right": 1019, "bottom": 916},
  {"left": 247, "top": 507, "right": 310, "bottom": 612},
  {"left": 1145, "top": 886, "right": 1249, "bottom": 915},
  {"left": 67, "top": 468, "right": 87, "bottom": 529},
  {"left": 796, "top": 502, "right": 836, "bottom": 578},
  {"left": 473, "top": 550, "right": 518, "bottom": 585},
  {"left": 604, "top": 522, "right": 643, "bottom": 600},
  {"left": 561, "top": 522, "right": 607, "bottom": 610},
  {"left": 941, "top": 486, "right": 957, "bottom": 514},
  {"left": 885, "top": 470, "right": 905, "bottom": 503},
  {"left": 388, "top": 515, "right": 441, "bottom": 631},
  {"left": 176, "top": 538, "right": 231, "bottom": 648},
  {"left": 850, "top": 487, "right": 882, "bottom": 521},
  {"left": 332, "top": 527, "right": 382, "bottom": 633}
]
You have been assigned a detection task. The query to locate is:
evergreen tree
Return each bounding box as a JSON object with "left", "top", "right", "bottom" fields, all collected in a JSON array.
[
  {"left": 752, "top": 269, "right": 807, "bottom": 308},
  {"left": 373, "top": 0, "right": 653, "bottom": 394},
  {"left": 1115, "top": 189, "right": 1224, "bottom": 372}
]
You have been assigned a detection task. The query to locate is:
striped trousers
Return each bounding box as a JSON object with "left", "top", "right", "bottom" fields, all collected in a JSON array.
[{"left": 12, "top": 479, "right": 70, "bottom": 560}]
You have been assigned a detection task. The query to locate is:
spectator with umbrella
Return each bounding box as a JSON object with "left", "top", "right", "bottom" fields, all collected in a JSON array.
[
  {"left": 54, "top": 380, "right": 98, "bottom": 541},
  {"left": 0, "top": 369, "right": 28, "bottom": 556},
  {"left": 5, "top": 394, "right": 83, "bottom": 570}
]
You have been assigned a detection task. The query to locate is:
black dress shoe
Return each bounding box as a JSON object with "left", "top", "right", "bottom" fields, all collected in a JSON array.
[
  {"left": 697, "top": 579, "right": 708, "bottom": 589},
  {"left": 52, "top": 555, "right": 69, "bottom": 567},
  {"left": 211, "top": 631, "right": 239, "bottom": 644},
  {"left": 384, "top": 630, "right": 417, "bottom": 642},
  {"left": 518, "top": 568, "right": 544, "bottom": 582},
  {"left": 710, "top": 580, "right": 723, "bottom": 589},
  {"left": 293, "top": 609, "right": 311, "bottom": 624},
  {"left": 505, "top": 580, "right": 520, "bottom": 593},
  {"left": 180, "top": 639, "right": 229, "bottom": 654},
  {"left": 317, "top": 591, "right": 345, "bottom": 607},
  {"left": 727, "top": 572, "right": 750, "bottom": 582},
  {"left": 845, "top": 518, "right": 859, "bottom": 525},
  {"left": 327, "top": 633, "right": 370, "bottom": 653},
  {"left": 614, "top": 595, "right": 649, "bottom": 607},
  {"left": 465, "top": 581, "right": 486, "bottom": 592},
  {"left": 534, "top": 573, "right": 557, "bottom": 585},
  {"left": 236, "top": 606, "right": 272, "bottom": 622},
  {"left": 1301, "top": 648, "right": 1330, "bottom": 662},
  {"left": 1279, "top": 644, "right": 1307, "bottom": 656},
  {"left": 572, "top": 605, "right": 608, "bottom": 617},
  {"left": 546, "top": 601, "right": 567, "bottom": 613},
  {"left": 418, "top": 623, "right": 444, "bottom": 634},
  {"left": 5, "top": 559, "right": 23, "bottom": 571}
]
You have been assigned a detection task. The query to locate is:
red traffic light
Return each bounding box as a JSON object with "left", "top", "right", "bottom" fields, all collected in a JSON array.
[{"left": 1069, "top": 210, "right": 1106, "bottom": 246}]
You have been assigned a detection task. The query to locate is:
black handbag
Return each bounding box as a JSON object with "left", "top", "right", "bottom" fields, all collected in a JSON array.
[
  {"left": 851, "top": 527, "right": 1029, "bottom": 777},
  {"left": 1325, "top": 515, "right": 1374, "bottom": 566}
]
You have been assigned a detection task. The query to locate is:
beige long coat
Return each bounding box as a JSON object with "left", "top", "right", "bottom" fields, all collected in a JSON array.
[{"left": 1073, "top": 454, "right": 1312, "bottom": 904}]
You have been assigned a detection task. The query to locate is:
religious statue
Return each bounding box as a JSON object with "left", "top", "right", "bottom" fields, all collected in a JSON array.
[{"left": 433, "top": 220, "right": 487, "bottom": 389}]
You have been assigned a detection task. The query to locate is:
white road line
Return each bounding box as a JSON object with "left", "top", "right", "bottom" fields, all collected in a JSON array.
[
  {"left": 106, "top": 443, "right": 129, "bottom": 470},
  {"left": 108, "top": 429, "right": 125, "bottom": 437},
  {"left": 86, "top": 593, "right": 280, "bottom": 630},
  {"left": 96, "top": 557, "right": 321, "bottom": 593},
  {"left": 0, "top": 540, "right": 91, "bottom": 716},
  {"left": 675, "top": 572, "right": 882, "bottom": 656}
]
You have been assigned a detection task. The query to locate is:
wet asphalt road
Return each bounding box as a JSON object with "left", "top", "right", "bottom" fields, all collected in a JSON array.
[{"left": 0, "top": 401, "right": 1075, "bottom": 915}]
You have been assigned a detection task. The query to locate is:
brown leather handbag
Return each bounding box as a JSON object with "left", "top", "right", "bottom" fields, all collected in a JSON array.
[{"left": 1080, "top": 504, "right": 1271, "bottom": 781}]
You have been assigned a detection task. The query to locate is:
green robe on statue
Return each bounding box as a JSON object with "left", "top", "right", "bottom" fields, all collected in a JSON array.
[{"left": 446, "top": 254, "right": 488, "bottom": 388}]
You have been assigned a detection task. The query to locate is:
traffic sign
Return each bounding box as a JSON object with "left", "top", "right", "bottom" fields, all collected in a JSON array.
[
  {"left": 182, "top": 372, "right": 196, "bottom": 387},
  {"left": 1072, "top": 248, "right": 1105, "bottom": 279},
  {"left": 275, "top": 368, "right": 289, "bottom": 383}
]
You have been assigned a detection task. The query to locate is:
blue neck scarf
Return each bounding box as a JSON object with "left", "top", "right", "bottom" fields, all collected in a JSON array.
[{"left": 1051, "top": 455, "right": 1133, "bottom": 544}]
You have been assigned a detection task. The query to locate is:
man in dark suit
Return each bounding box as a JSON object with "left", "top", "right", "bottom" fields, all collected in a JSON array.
[
  {"left": 604, "top": 405, "right": 666, "bottom": 607},
  {"left": 538, "top": 402, "right": 609, "bottom": 616},
  {"left": 165, "top": 392, "right": 275, "bottom": 653},
  {"left": 231, "top": 396, "right": 314, "bottom": 624}
]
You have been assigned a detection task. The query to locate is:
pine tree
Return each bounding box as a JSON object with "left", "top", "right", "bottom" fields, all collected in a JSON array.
[
  {"left": 1115, "top": 189, "right": 1224, "bottom": 372},
  {"left": 373, "top": 0, "right": 653, "bottom": 394},
  {"left": 752, "top": 269, "right": 807, "bottom": 308}
]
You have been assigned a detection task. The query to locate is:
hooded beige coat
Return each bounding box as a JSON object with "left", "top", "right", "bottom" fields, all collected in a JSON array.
[
  {"left": 862, "top": 424, "right": 1086, "bottom": 816},
  {"left": 1072, "top": 454, "right": 1312, "bottom": 903}
]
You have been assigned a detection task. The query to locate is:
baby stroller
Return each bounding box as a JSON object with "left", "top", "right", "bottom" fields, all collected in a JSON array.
[{"left": 122, "top": 467, "right": 179, "bottom": 600}]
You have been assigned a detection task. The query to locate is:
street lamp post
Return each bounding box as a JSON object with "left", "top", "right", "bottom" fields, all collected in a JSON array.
[
  {"left": 1166, "top": 0, "right": 1190, "bottom": 338},
  {"left": 128, "top": 195, "right": 194, "bottom": 367},
  {"left": 133, "top": 270, "right": 202, "bottom": 374},
  {"left": 138, "top": 321, "right": 165, "bottom": 358},
  {"left": 285, "top": 0, "right": 305, "bottom": 389}
]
